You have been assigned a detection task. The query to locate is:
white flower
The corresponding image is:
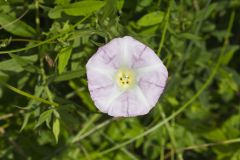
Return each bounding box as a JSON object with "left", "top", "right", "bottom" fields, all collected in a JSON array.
[{"left": 86, "top": 36, "right": 168, "bottom": 117}]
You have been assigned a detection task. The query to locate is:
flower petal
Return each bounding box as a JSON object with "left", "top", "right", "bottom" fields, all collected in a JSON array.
[
  {"left": 100, "top": 36, "right": 134, "bottom": 67},
  {"left": 107, "top": 86, "right": 152, "bottom": 117},
  {"left": 137, "top": 67, "right": 168, "bottom": 107},
  {"left": 120, "top": 36, "right": 147, "bottom": 67},
  {"left": 87, "top": 68, "right": 123, "bottom": 113},
  {"left": 135, "top": 62, "right": 168, "bottom": 80},
  {"left": 86, "top": 39, "right": 123, "bottom": 77},
  {"left": 121, "top": 36, "right": 162, "bottom": 70}
]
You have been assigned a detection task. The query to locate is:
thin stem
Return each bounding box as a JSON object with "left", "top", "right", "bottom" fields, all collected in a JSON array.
[
  {"left": 157, "top": 0, "right": 162, "bottom": 7},
  {"left": 177, "top": 138, "right": 240, "bottom": 152},
  {"left": 0, "top": 9, "right": 29, "bottom": 30},
  {"left": 40, "top": 58, "right": 55, "bottom": 106},
  {"left": 159, "top": 105, "right": 183, "bottom": 160},
  {"left": 35, "top": 0, "right": 40, "bottom": 35},
  {"left": 2, "top": 83, "right": 59, "bottom": 107},
  {"left": 0, "top": 113, "right": 13, "bottom": 120},
  {"left": 79, "top": 144, "right": 91, "bottom": 160},
  {"left": 102, "top": 133, "right": 139, "bottom": 160},
  {"left": 71, "top": 118, "right": 113, "bottom": 143},
  {"left": 70, "top": 114, "right": 100, "bottom": 143},
  {"left": 157, "top": 0, "right": 172, "bottom": 56},
  {"left": 65, "top": 88, "right": 84, "bottom": 99},
  {"left": 0, "top": 38, "right": 43, "bottom": 43},
  {"left": 0, "top": 15, "right": 91, "bottom": 54},
  {"left": 184, "top": 0, "right": 211, "bottom": 59},
  {"left": 160, "top": 138, "right": 165, "bottom": 160}
]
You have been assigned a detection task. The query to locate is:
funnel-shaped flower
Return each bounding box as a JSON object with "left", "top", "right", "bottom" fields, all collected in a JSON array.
[{"left": 86, "top": 36, "right": 168, "bottom": 117}]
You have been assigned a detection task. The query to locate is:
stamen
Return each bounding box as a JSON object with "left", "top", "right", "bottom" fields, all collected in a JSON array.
[{"left": 115, "top": 67, "right": 136, "bottom": 89}]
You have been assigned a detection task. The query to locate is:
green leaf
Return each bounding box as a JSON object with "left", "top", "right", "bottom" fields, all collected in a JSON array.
[
  {"left": 166, "top": 96, "right": 179, "bottom": 106},
  {"left": 204, "top": 129, "right": 226, "bottom": 141},
  {"left": 101, "top": 0, "right": 117, "bottom": 21},
  {"left": 178, "top": 33, "right": 202, "bottom": 41},
  {"left": 0, "top": 37, "right": 12, "bottom": 48},
  {"left": 117, "top": 0, "right": 125, "bottom": 11},
  {"left": 231, "top": 151, "right": 240, "bottom": 160},
  {"left": 48, "top": 6, "right": 62, "bottom": 19},
  {"left": 53, "top": 118, "right": 60, "bottom": 143},
  {"left": 222, "top": 115, "right": 240, "bottom": 138},
  {"left": 20, "top": 112, "right": 32, "bottom": 132},
  {"left": 9, "top": 54, "right": 40, "bottom": 73},
  {"left": 52, "top": 69, "right": 85, "bottom": 82},
  {"left": 58, "top": 47, "right": 72, "bottom": 74},
  {"left": 55, "top": 0, "right": 70, "bottom": 5},
  {"left": 0, "top": 13, "right": 36, "bottom": 37},
  {"left": 196, "top": 3, "right": 217, "bottom": 21},
  {"left": 48, "top": 1, "right": 105, "bottom": 18},
  {"left": 53, "top": 109, "right": 60, "bottom": 118},
  {"left": 9, "top": 54, "right": 37, "bottom": 65},
  {"left": 137, "top": 11, "right": 165, "bottom": 27},
  {"left": 69, "top": 81, "right": 96, "bottom": 111},
  {"left": 0, "top": 59, "right": 24, "bottom": 72},
  {"left": 35, "top": 109, "right": 53, "bottom": 128},
  {"left": 0, "top": 55, "right": 37, "bottom": 73},
  {"left": 222, "top": 45, "right": 239, "bottom": 65},
  {"left": 0, "top": 71, "right": 9, "bottom": 82}
]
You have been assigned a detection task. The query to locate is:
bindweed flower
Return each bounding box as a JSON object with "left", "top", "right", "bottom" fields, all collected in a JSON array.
[{"left": 86, "top": 36, "right": 168, "bottom": 117}]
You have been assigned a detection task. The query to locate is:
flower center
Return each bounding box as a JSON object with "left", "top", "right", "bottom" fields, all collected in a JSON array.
[{"left": 116, "top": 68, "right": 135, "bottom": 90}]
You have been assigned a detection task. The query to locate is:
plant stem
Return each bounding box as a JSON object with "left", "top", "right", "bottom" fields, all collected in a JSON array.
[
  {"left": 2, "top": 83, "right": 58, "bottom": 107},
  {"left": 157, "top": 0, "right": 172, "bottom": 56}
]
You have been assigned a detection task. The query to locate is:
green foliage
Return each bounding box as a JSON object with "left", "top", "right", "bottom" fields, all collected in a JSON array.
[
  {"left": 49, "top": 1, "right": 106, "bottom": 18},
  {"left": 53, "top": 118, "right": 60, "bottom": 143},
  {"left": 58, "top": 47, "right": 72, "bottom": 74},
  {"left": 137, "top": 11, "right": 164, "bottom": 27},
  {"left": 35, "top": 109, "right": 53, "bottom": 128},
  {"left": 0, "top": 13, "right": 36, "bottom": 37},
  {"left": 0, "top": 0, "right": 240, "bottom": 160}
]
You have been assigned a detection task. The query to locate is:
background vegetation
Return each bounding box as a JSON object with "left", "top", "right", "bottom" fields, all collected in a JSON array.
[{"left": 0, "top": 0, "right": 240, "bottom": 159}]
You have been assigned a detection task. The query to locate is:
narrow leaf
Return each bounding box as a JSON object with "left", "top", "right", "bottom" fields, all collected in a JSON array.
[
  {"left": 35, "top": 109, "right": 53, "bottom": 128},
  {"left": 49, "top": 1, "right": 105, "bottom": 18},
  {"left": 69, "top": 81, "right": 96, "bottom": 111},
  {"left": 49, "top": 69, "right": 85, "bottom": 82},
  {"left": 0, "top": 55, "right": 38, "bottom": 73},
  {"left": 53, "top": 118, "right": 60, "bottom": 143},
  {"left": 9, "top": 54, "right": 40, "bottom": 73},
  {"left": 58, "top": 47, "right": 72, "bottom": 74},
  {"left": 20, "top": 112, "right": 32, "bottom": 132},
  {"left": 3, "top": 83, "right": 59, "bottom": 107},
  {"left": 137, "top": 11, "right": 165, "bottom": 27},
  {"left": 178, "top": 33, "right": 202, "bottom": 41},
  {"left": 222, "top": 45, "right": 239, "bottom": 65},
  {"left": 0, "top": 13, "right": 36, "bottom": 37}
]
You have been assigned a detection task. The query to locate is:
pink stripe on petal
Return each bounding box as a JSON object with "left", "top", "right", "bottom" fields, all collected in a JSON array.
[
  {"left": 107, "top": 87, "right": 151, "bottom": 117},
  {"left": 120, "top": 36, "right": 160, "bottom": 69},
  {"left": 86, "top": 46, "right": 121, "bottom": 72},
  {"left": 138, "top": 69, "right": 167, "bottom": 107}
]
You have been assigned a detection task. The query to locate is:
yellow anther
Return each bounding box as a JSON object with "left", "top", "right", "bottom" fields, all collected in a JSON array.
[{"left": 115, "top": 68, "right": 135, "bottom": 89}]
